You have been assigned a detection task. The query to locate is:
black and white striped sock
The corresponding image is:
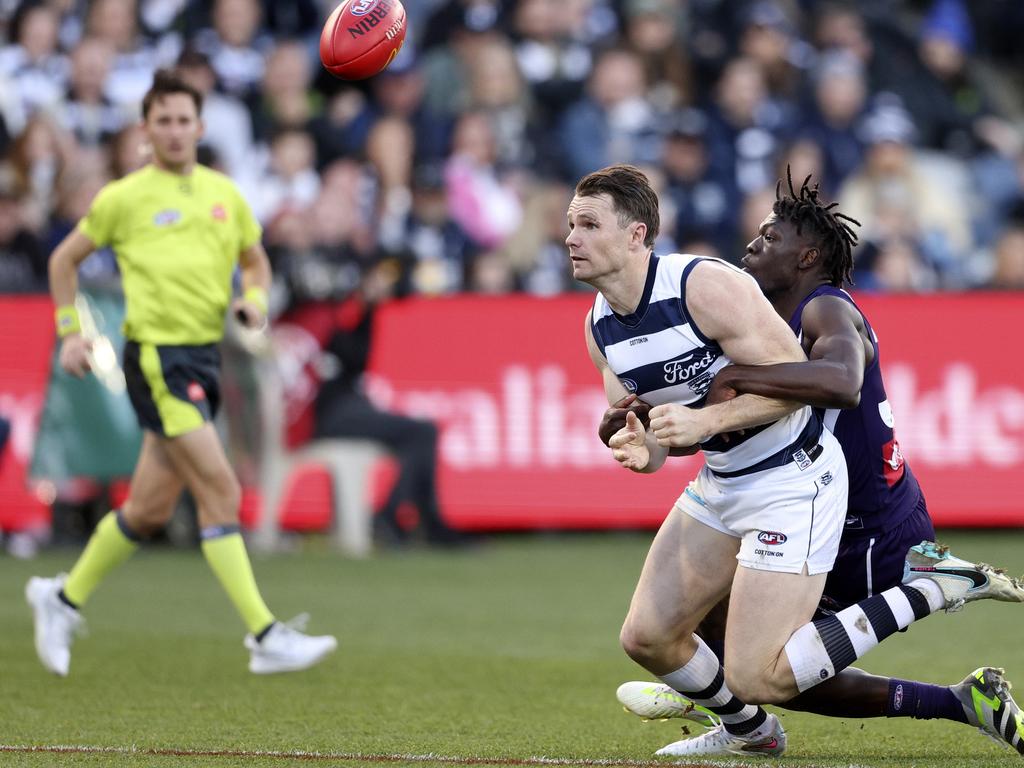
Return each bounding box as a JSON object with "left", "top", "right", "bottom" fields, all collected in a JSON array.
[
  {"left": 785, "top": 584, "right": 932, "bottom": 692},
  {"left": 659, "top": 635, "right": 767, "bottom": 736}
]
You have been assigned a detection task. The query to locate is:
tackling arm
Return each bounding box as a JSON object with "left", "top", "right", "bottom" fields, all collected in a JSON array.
[
  {"left": 649, "top": 263, "right": 805, "bottom": 446},
  {"left": 710, "top": 295, "right": 869, "bottom": 410}
]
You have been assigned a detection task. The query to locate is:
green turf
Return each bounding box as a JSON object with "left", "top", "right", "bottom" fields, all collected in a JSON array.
[{"left": 2, "top": 530, "right": 1023, "bottom": 767}]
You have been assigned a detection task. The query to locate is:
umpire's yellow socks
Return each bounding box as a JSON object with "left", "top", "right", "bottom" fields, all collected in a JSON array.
[
  {"left": 63, "top": 511, "right": 140, "bottom": 607},
  {"left": 200, "top": 527, "right": 275, "bottom": 635}
]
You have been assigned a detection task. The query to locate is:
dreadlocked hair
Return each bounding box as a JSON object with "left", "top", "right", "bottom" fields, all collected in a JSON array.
[{"left": 773, "top": 166, "right": 860, "bottom": 287}]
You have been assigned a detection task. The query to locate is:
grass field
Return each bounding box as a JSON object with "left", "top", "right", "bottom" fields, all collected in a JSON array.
[{"left": 2, "top": 530, "right": 1023, "bottom": 768}]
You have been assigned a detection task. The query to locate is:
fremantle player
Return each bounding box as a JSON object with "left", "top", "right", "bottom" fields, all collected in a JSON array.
[
  {"left": 572, "top": 165, "right": 1024, "bottom": 758},
  {"left": 610, "top": 172, "right": 1024, "bottom": 757}
]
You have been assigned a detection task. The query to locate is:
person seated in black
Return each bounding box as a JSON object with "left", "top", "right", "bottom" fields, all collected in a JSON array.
[{"left": 311, "top": 294, "right": 466, "bottom": 547}]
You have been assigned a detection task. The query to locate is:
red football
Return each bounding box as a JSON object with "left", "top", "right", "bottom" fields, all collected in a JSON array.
[{"left": 319, "top": 0, "right": 407, "bottom": 80}]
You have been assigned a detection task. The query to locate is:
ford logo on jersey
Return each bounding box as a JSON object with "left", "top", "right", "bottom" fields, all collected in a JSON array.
[
  {"left": 757, "top": 531, "right": 787, "bottom": 545},
  {"left": 663, "top": 348, "right": 717, "bottom": 385}
]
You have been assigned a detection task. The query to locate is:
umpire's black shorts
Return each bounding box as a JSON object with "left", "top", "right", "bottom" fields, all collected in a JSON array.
[{"left": 123, "top": 341, "right": 221, "bottom": 437}]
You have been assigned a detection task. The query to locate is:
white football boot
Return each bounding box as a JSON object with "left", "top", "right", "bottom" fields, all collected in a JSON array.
[
  {"left": 903, "top": 541, "right": 1024, "bottom": 612},
  {"left": 245, "top": 614, "right": 337, "bottom": 674},
  {"left": 26, "top": 574, "right": 84, "bottom": 677},
  {"left": 655, "top": 713, "right": 786, "bottom": 758},
  {"left": 616, "top": 681, "right": 720, "bottom": 727}
]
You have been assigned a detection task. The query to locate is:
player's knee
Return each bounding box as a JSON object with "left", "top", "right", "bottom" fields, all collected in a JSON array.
[
  {"left": 724, "top": 666, "right": 794, "bottom": 706},
  {"left": 620, "top": 616, "right": 674, "bottom": 667},
  {"left": 121, "top": 499, "right": 173, "bottom": 536}
]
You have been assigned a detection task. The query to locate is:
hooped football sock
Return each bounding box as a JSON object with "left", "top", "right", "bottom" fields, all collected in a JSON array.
[
  {"left": 200, "top": 526, "right": 275, "bottom": 634},
  {"left": 886, "top": 679, "right": 969, "bottom": 722},
  {"left": 658, "top": 635, "right": 768, "bottom": 736},
  {"left": 785, "top": 585, "right": 931, "bottom": 692},
  {"left": 62, "top": 510, "right": 141, "bottom": 607}
]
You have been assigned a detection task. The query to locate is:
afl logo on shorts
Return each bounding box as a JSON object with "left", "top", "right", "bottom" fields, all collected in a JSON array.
[
  {"left": 187, "top": 382, "right": 206, "bottom": 402},
  {"left": 620, "top": 378, "right": 638, "bottom": 393},
  {"left": 757, "top": 531, "right": 787, "bottom": 545}
]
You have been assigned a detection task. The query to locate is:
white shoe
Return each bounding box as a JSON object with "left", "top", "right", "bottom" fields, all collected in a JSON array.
[
  {"left": 245, "top": 614, "right": 337, "bottom": 674},
  {"left": 655, "top": 713, "right": 786, "bottom": 757},
  {"left": 25, "top": 574, "right": 84, "bottom": 677},
  {"left": 903, "top": 541, "right": 1024, "bottom": 612},
  {"left": 615, "top": 681, "right": 720, "bottom": 727}
]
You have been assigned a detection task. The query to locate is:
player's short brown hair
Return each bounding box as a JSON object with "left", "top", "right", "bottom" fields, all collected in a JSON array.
[
  {"left": 141, "top": 68, "right": 203, "bottom": 120},
  {"left": 575, "top": 165, "right": 660, "bottom": 249}
]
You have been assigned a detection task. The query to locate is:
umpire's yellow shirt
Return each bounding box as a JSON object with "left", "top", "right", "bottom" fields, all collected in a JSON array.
[{"left": 78, "top": 164, "right": 262, "bottom": 345}]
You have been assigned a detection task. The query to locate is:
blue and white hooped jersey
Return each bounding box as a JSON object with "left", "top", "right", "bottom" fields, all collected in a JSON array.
[{"left": 591, "top": 253, "right": 815, "bottom": 475}]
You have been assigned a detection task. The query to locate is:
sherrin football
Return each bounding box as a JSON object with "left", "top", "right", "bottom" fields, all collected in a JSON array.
[{"left": 320, "top": 0, "right": 407, "bottom": 80}]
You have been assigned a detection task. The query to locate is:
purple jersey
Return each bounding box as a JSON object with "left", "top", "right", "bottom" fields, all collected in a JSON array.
[{"left": 790, "top": 285, "right": 924, "bottom": 538}]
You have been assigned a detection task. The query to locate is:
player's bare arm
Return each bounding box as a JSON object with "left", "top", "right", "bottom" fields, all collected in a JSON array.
[
  {"left": 585, "top": 311, "right": 668, "bottom": 473},
  {"left": 648, "top": 262, "right": 804, "bottom": 446},
  {"left": 709, "top": 295, "right": 872, "bottom": 410},
  {"left": 48, "top": 228, "right": 99, "bottom": 378},
  {"left": 232, "top": 242, "right": 272, "bottom": 329}
]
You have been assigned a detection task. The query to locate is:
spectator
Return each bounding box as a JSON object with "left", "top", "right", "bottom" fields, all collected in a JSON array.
[
  {"left": 466, "top": 35, "right": 542, "bottom": 169},
  {"left": 251, "top": 128, "right": 320, "bottom": 223},
  {"left": 176, "top": 47, "right": 255, "bottom": 182},
  {"left": 444, "top": 111, "right": 523, "bottom": 252},
  {"left": 0, "top": 1, "right": 68, "bottom": 127},
  {"left": 86, "top": 0, "right": 175, "bottom": 108},
  {"left": 511, "top": 0, "right": 593, "bottom": 129},
  {"left": 621, "top": 0, "right": 691, "bottom": 110},
  {"left": 0, "top": 183, "right": 46, "bottom": 292},
  {"left": 5, "top": 114, "right": 74, "bottom": 232},
  {"left": 799, "top": 51, "right": 869, "bottom": 190},
  {"left": 59, "top": 37, "right": 130, "bottom": 147},
  {"left": 738, "top": 0, "right": 807, "bottom": 102},
  {"left": 403, "top": 163, "right": 477, "bottom": 295},
  {"left": 193, "top": 0, "right": 272, "bottom": 108},
  {"left": 704, "top": 56, "right": 793, "bottom": 196},
  {"left": 108, "top": 122, "right": 148, "bottom": 178},
  {"left": 838, "top": 98, "right": 976, "bottom": 287},
  {"left": 253, "top": 39, "right": 319, "bottom": 140},
  {"left": 557, "top": 47, "right": 660, "bottom": 181},
  {"left": 660, "top": 107, "right": 740, "bottom": 261},
  {"left": 368, "top": 45, "right": 451, "bottom": 167},
  {"left": 987, "top": 223, "right": 1024, "bottom": 290}
]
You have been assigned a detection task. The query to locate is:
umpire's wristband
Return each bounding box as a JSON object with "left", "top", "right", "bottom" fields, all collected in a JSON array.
[
  {"left": 55, "top": 305, "right": 81, "bottom": 337},
  {"left": 243, "top": 286, "right": 268, "bottom": 315}
]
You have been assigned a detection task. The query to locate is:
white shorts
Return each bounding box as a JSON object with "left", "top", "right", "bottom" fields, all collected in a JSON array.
[{"left": 675, "top": 428, "right": 848, "bottom": 575}]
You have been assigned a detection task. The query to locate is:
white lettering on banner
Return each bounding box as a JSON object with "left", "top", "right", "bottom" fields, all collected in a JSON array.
[
  {"left": 0, "top": 393, "right": 44, "bottom": 462},
  {"left": 364, "top": 366, "right": 610, "bottom": 469},
  {"left": 885, "top": 363, "right": 1024, "bottom": 467},
  {"left": 367, "top": 361, "right": 1024, "bottom": 472}
]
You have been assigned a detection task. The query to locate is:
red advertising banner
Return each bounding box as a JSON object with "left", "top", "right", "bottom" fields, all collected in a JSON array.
[
  {"left": 365, "top": 293, "right": 1024, "bottom": 530},
  {"left": 2, "top": 293, "right": 1022, "bottom": 532},
  {"left": 0, "top": 296, "right": 55, "bottom": 532}
]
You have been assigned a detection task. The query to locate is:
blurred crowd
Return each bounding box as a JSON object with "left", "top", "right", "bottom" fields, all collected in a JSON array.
[{"left": 2, "top": 0, "right": 1024, "bottom": 302}]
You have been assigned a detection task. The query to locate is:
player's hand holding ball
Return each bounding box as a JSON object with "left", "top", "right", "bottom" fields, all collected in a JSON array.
[{"left": 320, "top": 0, "right": 407, "bottom": 80}]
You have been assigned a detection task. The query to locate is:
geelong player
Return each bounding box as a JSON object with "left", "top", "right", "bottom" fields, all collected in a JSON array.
[
  {"left": 27, "top": 70, "right": 337, "bottom": 676},
  {"left": 609, "top": 172, "right": 1024, "bottom": 757},
  {"left": 571, "top": 165, "right": 1023, "bottom": 758}
]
